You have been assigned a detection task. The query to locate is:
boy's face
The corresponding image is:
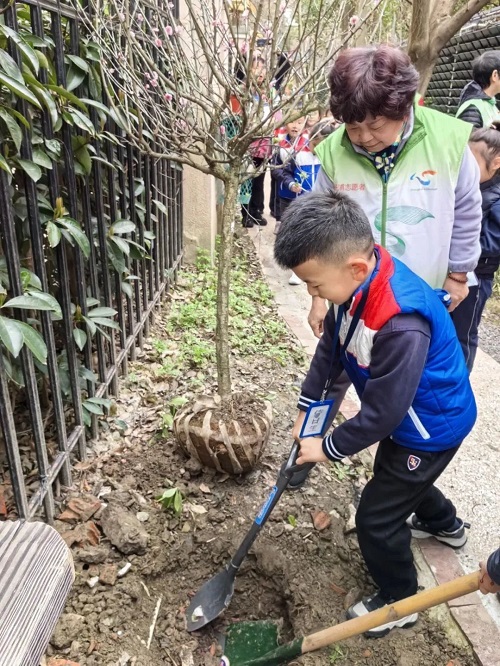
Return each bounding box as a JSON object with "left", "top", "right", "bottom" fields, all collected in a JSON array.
[
  {"left": 307, "top": 110, "right": 321, "bottom": 127},
  {"left": 287, "top": 118, "right": 305, "bottom": 139},
  {"left": 292, "top": 254, "right": 373, "bottom": 304}
]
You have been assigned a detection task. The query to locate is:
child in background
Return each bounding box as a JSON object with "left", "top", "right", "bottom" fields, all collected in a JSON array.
[
  {"left": 272, "top": 119, "right": 337, "bottom": 285},
  {"left": 454, "top": 123, "right": 500, "bottom": 370}
]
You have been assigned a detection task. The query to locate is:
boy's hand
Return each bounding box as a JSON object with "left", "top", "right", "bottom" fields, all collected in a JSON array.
[
  {"left": 290, "top": 182, "right": 302, "bottom": 194},
  {"left": 479, "top": 562, "right": 500, "bottom": 594},
  {"left": 296, "top": 437, "right": 328, "bottom": 464},
  {"left": 308, "top": 297, "right": 328, "bottom": 338},
  {"left": 292, "top": 411, "right": 306, "bottom": 441}
]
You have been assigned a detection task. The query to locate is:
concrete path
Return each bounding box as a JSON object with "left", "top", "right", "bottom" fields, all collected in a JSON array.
[{"left": 248, "top": 201, "right": 500, "bottom": 663}]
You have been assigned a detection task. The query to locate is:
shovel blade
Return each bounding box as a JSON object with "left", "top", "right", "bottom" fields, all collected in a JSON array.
[{"left": 186, "top": 567, "right": 236, "bottom": 631}]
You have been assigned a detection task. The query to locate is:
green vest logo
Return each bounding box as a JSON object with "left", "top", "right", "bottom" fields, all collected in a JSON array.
[
  {"left": 375, "top": 206, "right": 435, "bottom": 257},
  {"left": 410, "top": 169, "right": 438, "bottom": 188}
]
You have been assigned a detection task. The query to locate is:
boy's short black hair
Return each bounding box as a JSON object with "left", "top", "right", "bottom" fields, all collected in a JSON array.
[
  {"left": 274, "top": 191, "right": 374, "bottom": 269},
  {"left": 472, "top": 51, "right": 500, "bottom": 89}
]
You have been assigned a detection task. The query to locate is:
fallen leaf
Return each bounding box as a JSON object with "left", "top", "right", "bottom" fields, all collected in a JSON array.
[
  {"left": 209, "top": 643, "right": 216, "bottom": 657},
  {"left": 189, "top": 504, "right": 208, "bottom": 514},
  {"left": 330, "top": 582, "right": 347, "bottom": 596},
  {"left": 199, "top": 483, "right": 211, "bottom": 494},
  {"left": 311, "top": 510, "right": 331, "bottom": 531},
  {"left": 60, "top": 496, "right": 101, "bottom": 523}
]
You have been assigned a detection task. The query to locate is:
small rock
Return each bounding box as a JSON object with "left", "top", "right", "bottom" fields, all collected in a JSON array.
[
  {"left": 117, "top": 562, "right": 132, "bottom": 578},
  {"left": 100, "top": 504, "right": 149, "bottom": 555},
  {"left": 61, "top": 521, "right": 100, "bottom": 549},
  {"left": 344, "top": 504, "right": 357, "bottom": 534},
  {"left": 51, "top": 613, "right": 85, "bottom": 649},
  {"left": 59, "top": 496, "right": 101, "bottom": 523},
  {"left": 87, "top": 576, "right": 99, "bottom": 589},
  {"left": 181, "top": 522, "right": 191, "bottom": 532},
  {"left": 47, "top": 660, "right": 80, "bottom": 666},
  {"left": 77, "top": 545, "right": 109, "bottom": 564},
  {"left": 311, "top": 510, "right": 331, "bottom": 531},
  {"left": 88, "top": 564, "right": 100, "bottom": 577},
  {"left": 362, "top": 649, "right": 372, "bottom": 658},
  {"left": 199, "top": 483, "right": 211, "bottom": 494},
  {"left": 99, "top": 564, "right": 118, "bottom": 586},
  {"left": 343, "top": 586, "right": 362, "bottom": 610},
  {"left": 136, "top": 512, "right": 149, "bottom": 523}
]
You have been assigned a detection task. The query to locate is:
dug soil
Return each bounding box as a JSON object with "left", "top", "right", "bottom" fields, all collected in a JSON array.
[{"left": 49, "top": 237, "right": 476, "bottom": 666}]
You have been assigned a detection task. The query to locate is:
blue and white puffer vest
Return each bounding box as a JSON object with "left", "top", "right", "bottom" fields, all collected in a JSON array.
[{"left": 342, "top": 247, "right": 476, "bottom": 451}]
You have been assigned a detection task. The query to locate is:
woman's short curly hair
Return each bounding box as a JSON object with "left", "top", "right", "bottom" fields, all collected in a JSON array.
[{"left": 328, "top": 45, "right": 419, "bottom": 123}]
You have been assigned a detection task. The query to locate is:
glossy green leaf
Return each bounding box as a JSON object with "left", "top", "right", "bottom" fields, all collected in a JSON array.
[
  {"left": 111, "top": 220, "right": 136, "bottom": 235},
  {"left": 0, "top": 72, "right": 41, "bottom": 108},
  {"left": 0, "top": 108, "right": 23, "bottom": 151},
  {"left": 121, "top": 282, "right": 133, "bottom": 298},
  {"left": 0, "top": 50, "right": 24, "bottom": 83},
  {"left": 87, "top": 307, "right": 117, "bottom": 318},
  {"left": 16, "top": 158, "right": 42, "bottom": 182},
  {"left": 7, "top": 107, "right": 30, "bottom": 128},
  {"left": 46, "top": 220, "right": 62, "bottom": 248},
  {"left": 34, "top": 50, "right": 49, "bottom": 70},
  {"left": 0, "top": 25, "right": 39, "bottom": 74},
  {"left": 45, "top": 84, "right": 88, "bottom": 111},
  {"left": 22, "top": 74, "right": 58, "bottom": 126},
  {"left": 73, "top": 327, "right": 87, "bottom": 351},
  {"left": 4, "top": 293, "right": 59, "bottom": 311},
  {"left": 15, "top": 320, "right": 47, "bottom": 363},
  {"left": 82, "top": 315, "right": 97, "bottom": 337},
  {"left": 0, "top": 154, "right": 11, "bottom": 174},
  {"left": 66, "top": 63, "right": 86, "bottom": 92},
  {"left": 90, "top": 317, "right": 120, "bottom": 330},
  {"left": 110, "top": 236, "right": 130, "bottom": 255},
  {"left": 70, "top": 109, "right": 95, "bottom": 134},
  {"left": 32, "top": 148, "right": 53, "bottom": 169},
  {"left": 86, "top": 397, "right": 112, "bottom": 409},
  {"left": 83, "top": 400, "right": 104, "bottom": 415},
  {"left": 57, "top": 218, "right": 90, "bottom": 257},
  {"left": 75, "top": 146, "right": 92, "bottom": 175},
  {"left": 65, "top": 55, "right": 89, "bottom": 73},
  {"left": 25, "top": 291, "right": 61, "bottom": 316},
  {"left": 44, "top": 138, "right": 60, "bottom": 154},
  {"left": 79, "top": 98, "right": 109, "bottom": 113},
  {"left": 0, "top": 315, "right": 23, "bottom": 357}
]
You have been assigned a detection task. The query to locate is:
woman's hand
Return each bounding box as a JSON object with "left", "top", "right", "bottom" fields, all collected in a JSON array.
[
  {"left": 479, "top": 561, "right": 500, "bottom": 594},
  {"left": 308, "top": 296, "right": 328, "bottom": 338},
  {"left": 296, "top": 436, "right": 328, "bottom": 464},
  {"left": 443, "top": 274, "right": 469, "bottom": 312}
]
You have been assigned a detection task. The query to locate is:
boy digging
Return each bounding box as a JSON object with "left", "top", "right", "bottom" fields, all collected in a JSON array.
[{"left": 274, "top": 191, "right": 476, "bottom": 637}]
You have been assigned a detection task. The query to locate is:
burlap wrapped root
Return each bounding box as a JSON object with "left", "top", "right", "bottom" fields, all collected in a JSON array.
[{"left": 173, "top": 395, "right": 273, "bottom": 474}]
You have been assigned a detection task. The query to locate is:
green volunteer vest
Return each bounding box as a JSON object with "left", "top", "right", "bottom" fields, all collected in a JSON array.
[
  {"left": 456, "top": 97, "right": 500, "bottom": 127},
  {"left": 315, "top": 104, "right": 472, "bottom": 288}
]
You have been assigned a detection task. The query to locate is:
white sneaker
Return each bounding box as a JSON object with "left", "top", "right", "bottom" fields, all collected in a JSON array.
[
  {"left": 288, "top": 272, "right": 302, "bottom": 286},
  {"left": 347, "top": 592, "right": 418, "bottom": 638},
  {"left": 274, "top": 221, "right": 281, "bottom": 235}
]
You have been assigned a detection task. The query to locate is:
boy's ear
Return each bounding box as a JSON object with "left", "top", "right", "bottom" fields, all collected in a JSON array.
[{"left": 349, "top": 259, "right": 370, "bottom": 282}]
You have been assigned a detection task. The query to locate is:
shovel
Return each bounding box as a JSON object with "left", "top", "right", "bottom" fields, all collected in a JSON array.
[
  {"left": 186, "top": 441, "right": 312, "bottom": 632},
  {"left": 219, "top": 570, "right": 481, "bottom": 665}
]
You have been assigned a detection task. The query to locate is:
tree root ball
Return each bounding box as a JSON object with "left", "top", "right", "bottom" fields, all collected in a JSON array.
[{"left": 173, "top": 393, "right": 273, "bottom": 474}]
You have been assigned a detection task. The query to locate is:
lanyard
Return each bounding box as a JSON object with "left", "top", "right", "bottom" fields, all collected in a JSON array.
[{"left": 321, "top": 286, "right": 370, "bottom": 400}]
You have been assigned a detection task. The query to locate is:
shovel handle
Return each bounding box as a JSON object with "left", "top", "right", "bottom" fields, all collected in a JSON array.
[{"left": 302, "top": 570, "right": 481, "bottom": 653}]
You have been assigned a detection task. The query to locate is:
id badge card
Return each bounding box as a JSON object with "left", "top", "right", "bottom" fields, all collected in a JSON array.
[{"left": 299, "top": 399, "right": 334, "bottom": 438}]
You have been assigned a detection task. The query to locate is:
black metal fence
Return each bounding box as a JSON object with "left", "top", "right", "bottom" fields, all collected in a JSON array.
[
  {"left": 427, "top": 14, "right": 500, "bottom": 115},
  {"left": 0, "top": 0, "right": 183, "bottom": 522}
]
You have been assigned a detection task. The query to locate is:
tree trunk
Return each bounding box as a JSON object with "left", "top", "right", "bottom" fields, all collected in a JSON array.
[
  {"left": 412, "top": 51, "right": 440, "bottom": 96},
  {"left": 215, "top": 172, "right": 238, "bottom": 405}
]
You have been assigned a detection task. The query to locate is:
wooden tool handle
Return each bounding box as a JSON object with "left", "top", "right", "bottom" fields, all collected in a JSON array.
[{"left": 303, "top": 570, "right": 481, "bottom": 653}]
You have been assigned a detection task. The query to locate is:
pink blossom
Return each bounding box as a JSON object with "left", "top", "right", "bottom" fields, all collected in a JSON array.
[
  {"left": 179, "top": 97, "right": 187, "bottom": 107},
  {"left": 212, "top": 19, "right": 223, "bottom": 27},
  {"left": 241, "top": 8, "right": 249, "bottom": 18},
  {"left": 150, "top": 79, "right": 158, "bottom": 87},
  {"left": 152, "top": 27, "right": 159, "bottom": 32},
  {"left": 118, "top": 12, "right": 125, "bottom": 21},
  {"left": 137, "top": 13, "right": 144, "bottom": 22},
  {"left": 264, "top": 28, "right": 273, "bottom": 38},
  {"left": 152, "top": 71, "right": 158, "bottom": 80},
  {"left": 109, "top": 68, "right": 115, "bottom": 75},
  {"left": 165, "top": 25, "right": 174, "bottom": 35},
  {"left": 129, "top": 30, "right": 135, "bottom": 38},
  {"left": 155, "top": 38, "right": 163, "bottom": 46},
  {"left": 279, "top": 1, "right": 286, "bottom": 11},
  {"left": 349, "top": 15, "right": 360, "bottom": 27},
  {"left": 169, "top": 2, "right": 174, "bottom": 6},
  {"left": 220, "top": 125, "right": 226, "bottom": 135},
  {"left": 164, "top": 93, "right": 173, "bottom": 102},
  {"left": 145, "top": 83, "right": 150, "bottom": 89},
  {"left": 145, "top": 72, "right": 151, "bottom": 79},
  {"left": 241, "top": 41, "right": 248, "bottom": 54},
  {"left": 175, "top": 25, "right": 183, "bottom": 34}
]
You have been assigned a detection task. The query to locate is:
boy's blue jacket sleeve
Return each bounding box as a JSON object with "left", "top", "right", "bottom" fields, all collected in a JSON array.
[
  {"left": 298, "top": 308, "right": 431, "bottom": 461},
  {"left": 487, "top": 548, "right": 500, "bottom": 585},
  {"left": 271, "top": 149, "right": 297, "bottom": 190}
]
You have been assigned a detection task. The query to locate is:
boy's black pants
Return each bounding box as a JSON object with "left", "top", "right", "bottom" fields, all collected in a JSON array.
[{"left": 356, "top": 437, "right": 460, "bottom": 602}]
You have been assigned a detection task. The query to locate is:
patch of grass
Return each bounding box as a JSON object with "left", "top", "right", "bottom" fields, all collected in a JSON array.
[{"left": 154, "top": 240, "right": 305, "bottom": 378}]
